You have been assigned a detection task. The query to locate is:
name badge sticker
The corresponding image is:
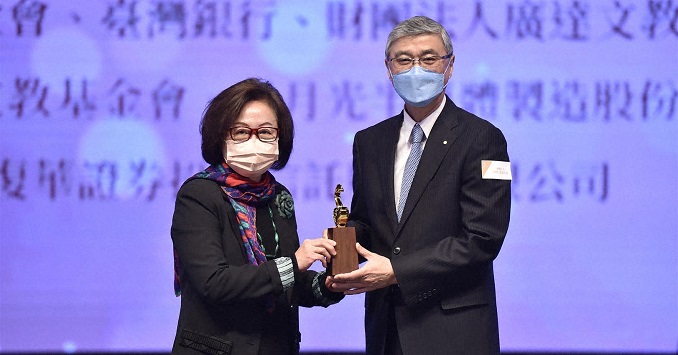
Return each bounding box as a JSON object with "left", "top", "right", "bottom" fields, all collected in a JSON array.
[{"left": 481, "top": 160, "right": 512, "bottom": 180}]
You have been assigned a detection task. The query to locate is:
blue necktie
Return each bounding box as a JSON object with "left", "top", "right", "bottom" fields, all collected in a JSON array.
[{"left": 397, "top": 123, "right": 425, "bottom": 221}]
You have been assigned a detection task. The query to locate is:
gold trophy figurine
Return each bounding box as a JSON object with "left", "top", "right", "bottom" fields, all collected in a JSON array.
[
  {"left": 327, "top": 184, "right": 358, "bottom": 275},
  {"left": 333, "top": 185, "right": 349, "bottom": 227}
]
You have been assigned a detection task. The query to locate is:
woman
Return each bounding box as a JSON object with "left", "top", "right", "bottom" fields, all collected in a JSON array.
[{"left": 171, "top": 78, "right": 342, "bottom": 355}]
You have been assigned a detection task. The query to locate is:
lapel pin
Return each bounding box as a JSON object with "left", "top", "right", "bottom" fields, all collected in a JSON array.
[{"left": 443, "top": 140, "right": 448, "bottom": 145}]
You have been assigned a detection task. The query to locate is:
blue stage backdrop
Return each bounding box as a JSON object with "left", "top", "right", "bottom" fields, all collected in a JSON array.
[{"left": 1, "top": 0, "right": 677, "bottom": 353}]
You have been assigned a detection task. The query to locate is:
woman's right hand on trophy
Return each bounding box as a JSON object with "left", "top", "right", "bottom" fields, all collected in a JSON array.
[{"left": 294, "top": 237, "right": 337, "bottom": 272}]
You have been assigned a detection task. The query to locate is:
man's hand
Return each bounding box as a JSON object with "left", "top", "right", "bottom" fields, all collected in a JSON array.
[{"left": 330, "top": 243, "right": 397, "bottom": 295}]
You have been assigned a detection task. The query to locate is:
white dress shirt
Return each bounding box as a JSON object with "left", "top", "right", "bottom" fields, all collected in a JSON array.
[{"left": 393, "top": 100, "right": 446, "bottom": 212}]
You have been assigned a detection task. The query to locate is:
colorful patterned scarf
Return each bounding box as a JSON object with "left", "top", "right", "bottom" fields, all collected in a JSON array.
[{"left": 174, "top": 163, "right": 277, "bottom": 296}]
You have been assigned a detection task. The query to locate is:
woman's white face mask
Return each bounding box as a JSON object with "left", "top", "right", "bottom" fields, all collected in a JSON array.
[{"left": 224, "top": 138, "right": 279, "bottom": 180}]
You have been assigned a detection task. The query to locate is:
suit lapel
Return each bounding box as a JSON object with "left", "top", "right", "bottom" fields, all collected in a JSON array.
[
  {"left": 395, "top": 98, "right": 460, "bottom": 237},
  {"left": 380, "top": 115, "right": 403, "bottom": 235}
]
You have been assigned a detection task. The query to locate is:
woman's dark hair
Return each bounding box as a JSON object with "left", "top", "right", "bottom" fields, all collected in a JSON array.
[{"left": 200, "top": 78, "right": 294, "bottom": 169}]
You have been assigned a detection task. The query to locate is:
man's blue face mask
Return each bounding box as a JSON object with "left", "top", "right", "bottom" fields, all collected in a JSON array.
[{"left": 390, "top": 62, "right": 451, "bottom": 108}]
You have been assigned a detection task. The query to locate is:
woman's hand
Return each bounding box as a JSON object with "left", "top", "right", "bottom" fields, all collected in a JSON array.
[{"left": 295, "top": 238, "right": 337, "bottom": 272}]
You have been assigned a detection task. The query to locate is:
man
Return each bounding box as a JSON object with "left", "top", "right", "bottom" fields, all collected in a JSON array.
[{"left": 331, "top": 16, "right": 511, "bottom": 354}]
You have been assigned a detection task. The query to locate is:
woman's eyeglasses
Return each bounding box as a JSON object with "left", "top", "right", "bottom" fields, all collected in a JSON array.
[{"left": 228, "top": 126, "right": 279, "bottom": 143}]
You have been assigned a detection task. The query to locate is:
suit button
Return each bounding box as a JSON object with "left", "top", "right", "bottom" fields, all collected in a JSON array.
[{"left": 393, "top": 247, "right": 401, "bottom": 255}]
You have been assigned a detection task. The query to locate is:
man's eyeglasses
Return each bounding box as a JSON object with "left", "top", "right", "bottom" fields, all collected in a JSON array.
[
  {"left": 388, "top": 53, "right": 453, "bottom": 71},
  {"left": 228, "top": 126, "right": 279, "bottom": 143}
]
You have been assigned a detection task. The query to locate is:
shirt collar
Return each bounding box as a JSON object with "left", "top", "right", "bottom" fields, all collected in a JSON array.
[{"left": 401, "top": 98, "right": 446, "bottom": 141}]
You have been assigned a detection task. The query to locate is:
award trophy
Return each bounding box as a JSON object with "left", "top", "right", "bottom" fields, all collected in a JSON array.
[{"left": 327, "top": 184, "right": 359, "bottom": 275}]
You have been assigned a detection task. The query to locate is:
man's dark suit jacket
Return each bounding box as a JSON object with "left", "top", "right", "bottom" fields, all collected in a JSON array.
[
  {"left": 171, "top": 179, "right": 326, "bottom": 355},
  {"left": 349, "top": 97, "right": 511, "bottom": 354}
]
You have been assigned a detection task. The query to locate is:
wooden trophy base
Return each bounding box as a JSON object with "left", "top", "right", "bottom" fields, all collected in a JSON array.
[{"left": 327, "top": 226, "right": 358, "bottom": 275}]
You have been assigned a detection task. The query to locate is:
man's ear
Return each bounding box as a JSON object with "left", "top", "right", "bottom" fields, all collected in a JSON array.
[{"left": 385, "top": 59, "right": 393, "bottom": 81}]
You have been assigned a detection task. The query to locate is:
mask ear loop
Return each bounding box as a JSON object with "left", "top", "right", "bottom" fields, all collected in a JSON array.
[
  {"left": 386, "top": 58, "right": 394, "bottom": 80},
  {"left": 441, "top": 56, "right": 453, "bottom": 91}
]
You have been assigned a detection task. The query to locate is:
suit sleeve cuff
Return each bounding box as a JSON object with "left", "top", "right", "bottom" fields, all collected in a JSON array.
[{"left": 312, "top": 271, "right": 344, "bottom": 306}]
